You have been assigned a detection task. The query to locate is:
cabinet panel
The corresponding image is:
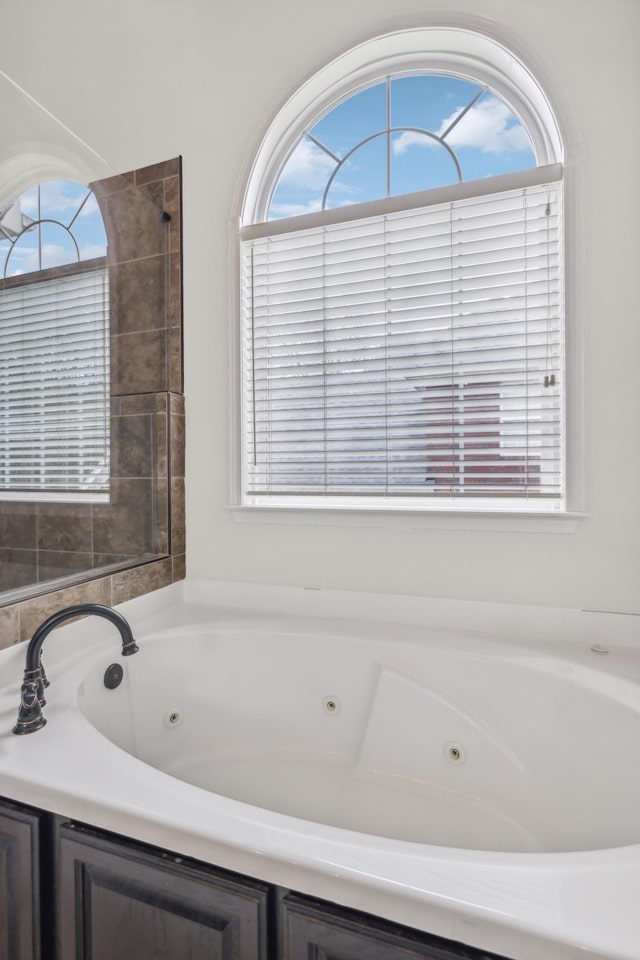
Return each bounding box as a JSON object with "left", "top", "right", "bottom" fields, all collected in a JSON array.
[
  {"left": 0, "top": 796, "right": 517, "bottom": 960},
  {"left": 0, "top": 800, "right": 42, "bottom": 960},
  {"left": 57, "top": 824, "right": 269, "bottom": 960},
  {"left": 280, "top": 893, "right": 506, "bottom": 960}
]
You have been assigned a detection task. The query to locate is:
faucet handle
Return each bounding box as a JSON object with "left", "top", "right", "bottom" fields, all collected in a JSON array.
[
  {"left": 24, "top": 662, "right": 47, "bottom": 707},
  {"left": 13, "top": 679, "right": 47, "bottom": 735},
  {"left": 39, "top": 652, "right": 50, "bottom": 692}
]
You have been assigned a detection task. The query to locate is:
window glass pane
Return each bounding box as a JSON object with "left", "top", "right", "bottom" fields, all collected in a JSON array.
[
  {"left": 33, "top": 181, "right": 88, "bottom": 224},
  {"left": 310, "top": 82, "right": 387, "bottom": 157},
  {"left": 391, "top": 132, "right": 459, "bottom": 193},
  {"left": 447, "top": 91, "right": 536, "bottom": 180},
  {"left": 38, "top": 221, "right": 78, "bottom": 269},
  {"left": 268, "top": 74, "right": 539, "bottom": 220},
  {"left": 5, "top": 228, "right": 39, "bottom": 275},
  {"left": 17, "top": 184, "right": 39, "bottom": 218},
  {"left": 1, "top": 181, "right": 107, "bottom": 275},
  {"left": 68, "top": 196, "right": 108, "bottom": 259},
  {"left": 325, "top": 135, "right": 388, "bottom": 208},
  {"left": 390, "top": 75, "right": 482, "bottom": 132},
  {"left": 55, "top": 184, "right": 108, "bottom": 257},
  {"left": 269, "top": 137, "right": 337, "bottom": 220}
]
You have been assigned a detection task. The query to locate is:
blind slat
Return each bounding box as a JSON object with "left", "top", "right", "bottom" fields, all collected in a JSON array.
[{"left": 0, "top": 268, "right": 110, "bottom": 493}]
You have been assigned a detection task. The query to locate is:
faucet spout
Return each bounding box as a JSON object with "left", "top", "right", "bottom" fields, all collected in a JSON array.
[{"left": 13, "top": 603, "right": 139, "bottom": 735}]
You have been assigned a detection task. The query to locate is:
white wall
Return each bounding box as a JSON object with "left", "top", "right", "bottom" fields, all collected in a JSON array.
[{"left": 3, "top": 0, "right": 639, "bottom": 612}]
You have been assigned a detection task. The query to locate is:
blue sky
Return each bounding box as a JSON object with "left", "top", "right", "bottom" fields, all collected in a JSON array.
[
  {"left": 269, "top": 75, "right": 535, "bottom": 220},
  {"left": 0, "top": 180, "right": 107, "bottom": 276}
]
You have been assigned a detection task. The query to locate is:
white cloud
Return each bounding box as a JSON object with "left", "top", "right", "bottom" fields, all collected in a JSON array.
[
  {"left": 7, "top": 242, "right": 77, "bottom": 275},
  {"left": 392, "top": 95, "right": 531, "bottom": 157},
  {"left": 6, "top": 244, "right": 37, "bottom": 275},
  {"left": 17, "top": 187, "right": 39, "bottom": 218},
  {"left": 392, "top": 131, "right": 439, "bottom": 156},
  {"left": 20, "top": 182, "right": 93, "bottom": 220},
  {"left": 79, "top": 242, "right": 107, "bottom": 259},
  {"left": 272, "top": 139, "right": 360, "bottom": 216},
  {"left": 78, "top": 193, "right": 100, "bottom": 218},
  {"left": 269, "top": 199, "right": 323, "bottom": 220},
  {"left": 444, "top": 96, "right": 531, "bottom": 153},
  {"left": 278, "top": 139, "right": 337, "bottom": 190}
]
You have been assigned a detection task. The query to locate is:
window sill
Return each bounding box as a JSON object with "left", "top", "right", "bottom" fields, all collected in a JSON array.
[
  {"left": 228, "top": 504, "right": 587, "bottom": 534},
  {"left": 0, "top": 491, "right": 109, "bottom": 504}
]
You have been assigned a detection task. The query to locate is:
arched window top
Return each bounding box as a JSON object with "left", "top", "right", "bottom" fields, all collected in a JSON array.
[
  {"left": 243, "top": 26, "right": 563, "bottom": 226},
  {"left": 0, "top": 179, "right": 107, "bottom": 278},
  {"left": 269, "top": 75, "right": 538, "bottom": 220}
]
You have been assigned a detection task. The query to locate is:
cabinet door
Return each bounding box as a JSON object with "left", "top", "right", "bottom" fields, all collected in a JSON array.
[
  {"left": 0, "top": 799, "right": 42, "bottom": 960},
  {"left": 280, "top": 893, "right": 507, "bottom": 960},
  {"left": 57, "top": 823, "right": 269, "bottom": 960}
]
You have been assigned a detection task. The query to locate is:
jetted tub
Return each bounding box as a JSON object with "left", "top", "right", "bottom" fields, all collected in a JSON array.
[
  {"left": 79, "top": 619, "right": 640, "bottom": 856},
  {"left": 2, "top": 578, "right": 640, "bottom": 960}
]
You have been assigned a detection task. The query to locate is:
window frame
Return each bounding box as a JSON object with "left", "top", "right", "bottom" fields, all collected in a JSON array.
[
  {"left": 231, "top": 24, "right": 585, "bottom": 533},
  {"left": 0, "top": 180, "right": 110, "bottom": 503}
]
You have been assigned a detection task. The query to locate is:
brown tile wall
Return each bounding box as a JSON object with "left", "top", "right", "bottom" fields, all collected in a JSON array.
[{"left": 0, "top": 158, "right": 185, "bottom": 648}]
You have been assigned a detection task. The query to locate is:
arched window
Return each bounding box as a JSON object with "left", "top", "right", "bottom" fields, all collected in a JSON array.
[
  {"left": 239, "top": 27, "right": 566, "bottom": 515},
  {"left": 0, "top": 180, "right": 110, "bottom": 499},
  {"left": 268, "top": 76, "right": 537, "bottom": 219}
]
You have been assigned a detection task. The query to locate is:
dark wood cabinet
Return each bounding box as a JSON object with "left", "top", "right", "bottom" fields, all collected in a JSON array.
[
  {"left": 56, "top": 823, "right": 269, "bottom": 960},
  {"left": 0, "top": 795, "right": 512, "bottom": 960},
  {"left": 279, "top": 892, "right": 501, "bottom": 960},
  {"left": 0, "top": 799, "right": 42, "bottom": 960}
]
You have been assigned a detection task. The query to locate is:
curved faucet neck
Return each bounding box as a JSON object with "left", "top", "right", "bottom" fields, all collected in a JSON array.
[
  {"left": 14, "top": 603, "right": 139, "bottom": 736},
  {"left": 25, "top": 603, "right": 138, "bottom": 673}
]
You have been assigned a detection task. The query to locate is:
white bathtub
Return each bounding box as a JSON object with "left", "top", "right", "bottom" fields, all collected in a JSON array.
[{"left": 2, "top": 579, "right": 640, "bottom": 960}]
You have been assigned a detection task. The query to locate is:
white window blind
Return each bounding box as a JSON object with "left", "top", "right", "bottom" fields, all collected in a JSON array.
[
  {"left": 0, "top": 267, "right": 110, "bottom": 497},
  {"left": 241, "top": 178, "right": 564, "bottom": 510}
]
